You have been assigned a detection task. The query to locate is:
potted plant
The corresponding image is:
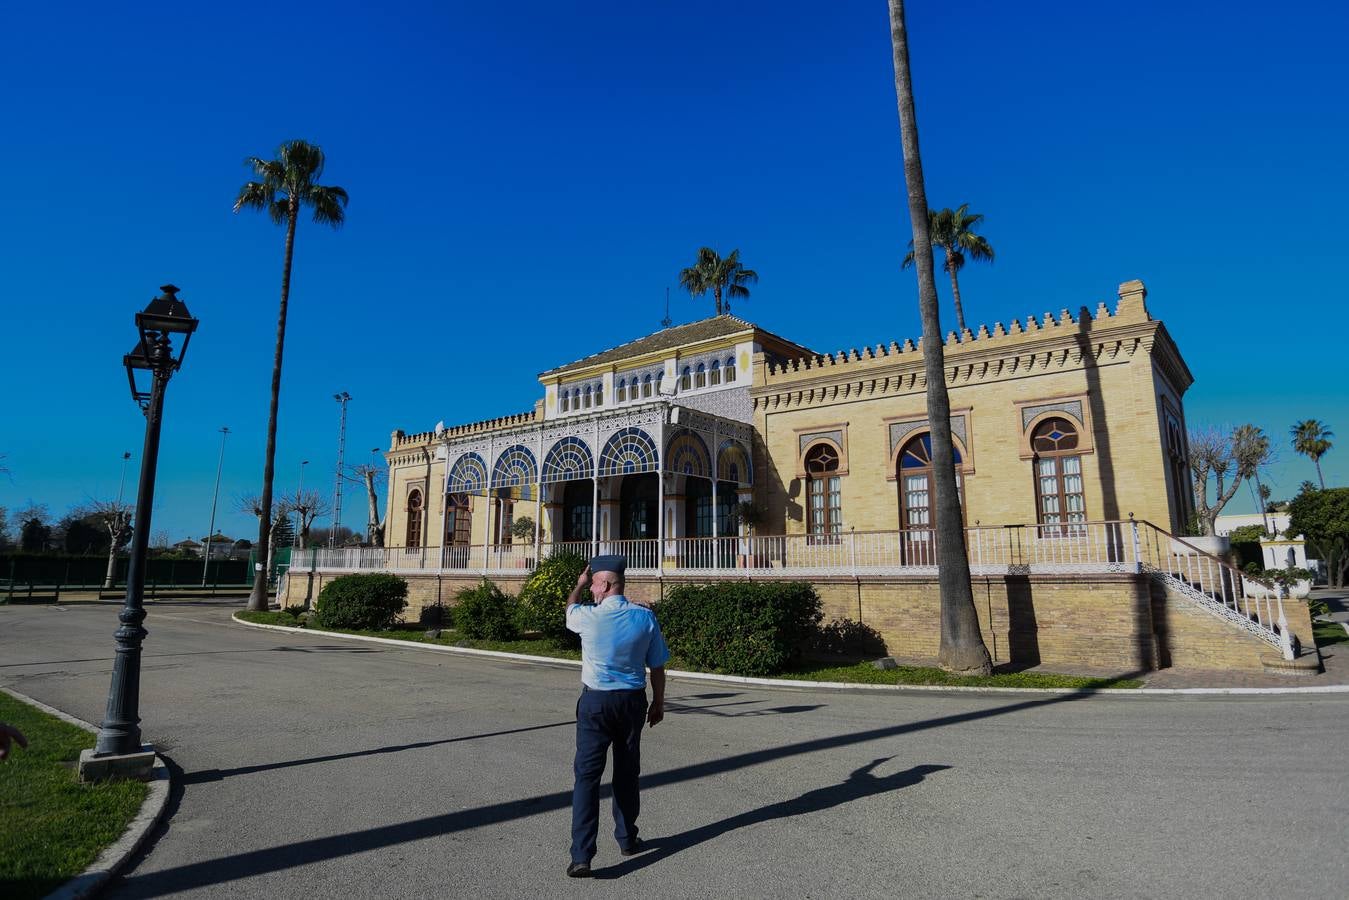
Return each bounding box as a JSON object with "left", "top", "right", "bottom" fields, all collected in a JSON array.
[{"left": 510, "top": 516, "right": 536, "bottom": 567}]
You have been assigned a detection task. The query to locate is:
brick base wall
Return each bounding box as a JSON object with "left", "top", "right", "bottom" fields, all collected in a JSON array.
[{"left": 280, "top": 569, "right": 1277, "bottom": 673}]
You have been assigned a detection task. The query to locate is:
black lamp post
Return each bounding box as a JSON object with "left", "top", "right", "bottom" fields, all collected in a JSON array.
[{"left": 82, "top": 285, "right": 198, "bottom": 778}]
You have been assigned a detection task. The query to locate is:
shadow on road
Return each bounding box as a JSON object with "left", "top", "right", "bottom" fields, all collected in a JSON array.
[
  {"left": 179, "top": 720, "right": 578, "bottom": 785},
  {"left": 113, "top": 690, "right": 1098, "bottom": 897},
  {"left": 595, "top": 758, "right": 950, "bottom": 878}
]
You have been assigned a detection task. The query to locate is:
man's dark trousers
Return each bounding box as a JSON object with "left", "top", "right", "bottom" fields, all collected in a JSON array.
[{"left": 571, "top": 686, "right": 648, "bottom": 864}]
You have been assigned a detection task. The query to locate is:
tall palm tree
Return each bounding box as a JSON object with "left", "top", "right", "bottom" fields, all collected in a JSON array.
[
  {"left": 1291, "top": 419, "right": 1334, "bottom": 489},
  {"left": 901, "top": 204, "right": 994, "bottom": 335},
  {"left": 234, "top": 140, "right": 348, "bottom": 611},
  {"left": 888, "top": 0, "right": 991, "bottom": 674},
  {"left": 678, "top": 247, "right": 758, "bottom": 316}
]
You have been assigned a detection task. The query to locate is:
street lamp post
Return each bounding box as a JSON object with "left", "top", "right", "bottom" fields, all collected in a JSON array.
[
  {"left": 330, "top": 392, "right": 351, "bottom": 548},
  {"left": 201, "top": 427, "right": 229, "bottom": 586},
  {"left": 80, "top": 285, "right": 198, "bottom": 782}
]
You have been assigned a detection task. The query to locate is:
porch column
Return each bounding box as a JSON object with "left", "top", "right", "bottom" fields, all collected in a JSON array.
[
  {"left": 657, "top": 467, "right": 665, "bottom": 575},
  {"left": 591, "top": 419, "right": 601, "bottom": 557}
]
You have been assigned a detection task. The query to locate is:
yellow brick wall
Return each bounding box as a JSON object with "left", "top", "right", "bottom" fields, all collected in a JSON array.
[{"left": 281, "top": 569, "right": 1271, "bottom": 674}]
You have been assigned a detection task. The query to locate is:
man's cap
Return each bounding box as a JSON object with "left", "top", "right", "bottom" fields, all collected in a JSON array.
[{"left": 589, "top": 554, "right": 626, "bottom": 576}]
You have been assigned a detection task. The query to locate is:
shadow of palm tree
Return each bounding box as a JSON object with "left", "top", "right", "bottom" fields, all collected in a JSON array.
[{"left": 595, "top": 758, "right": 950, "bottom": 878}]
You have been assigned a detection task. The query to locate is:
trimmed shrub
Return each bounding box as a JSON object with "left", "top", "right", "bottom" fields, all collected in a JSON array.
[
  {"left": 454, "top": 578, "right": 519, "bottom": 640},
  {"left": 810, "top": 617, "right": 888, "bottom": 658},
  {"left": 516, "top": 551, "right": 586, "bottom": 646},
  {"left": 314, "top": 573, "right": 408, "bottom": 630},
  {"left": 655, "top": 581, "right": 823, "bottom": 676}
]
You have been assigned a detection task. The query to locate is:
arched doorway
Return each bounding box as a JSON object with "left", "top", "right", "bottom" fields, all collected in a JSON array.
[
  {"left": 896, "top": 434, "right": 963, "bottom": 564},
  {"left": 620, "top": 473, "right": 657, "bottom": 540},
  {"left": 445, "top": 493, "right": 471, "bottom": 566},
  {"left": 563, "top": 479, "right": 594, "bottom": 543},
  {"left": 405, "top": 489, "right": 424, "bottom": 548}
]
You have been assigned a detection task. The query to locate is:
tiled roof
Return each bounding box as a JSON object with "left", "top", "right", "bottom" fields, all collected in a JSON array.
[{"left": 539, "top": 315, "right": 812, "bottom": 377}]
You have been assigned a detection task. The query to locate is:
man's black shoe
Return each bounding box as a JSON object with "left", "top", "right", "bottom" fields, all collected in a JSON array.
[
  {"left": 620, "top": 838, "right": 648, "bottom": 857},
  {"left": 566, "top": 862, "right": 593, "bottom": 878}
]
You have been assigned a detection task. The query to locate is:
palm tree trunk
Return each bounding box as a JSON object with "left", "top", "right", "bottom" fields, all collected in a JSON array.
[
  {"left": 888, "top": 0, "right": 991, "bottom": 674},
  {"left": 945, "top": 253, "right": 967, "bottom": 334},
  {"left": 713, "top": 285, "right": 723, "bottom": 316},
  {"left": 1315, "top": 457, "right": 1325, "bottom": 490},
  {"left": 248, "top": 200, "right": 298, "bottom": 610}
]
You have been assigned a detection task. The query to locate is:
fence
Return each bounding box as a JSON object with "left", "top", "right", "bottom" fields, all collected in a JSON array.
[{"left": 1, "top": 553, "right": 252, "bottom": 589}]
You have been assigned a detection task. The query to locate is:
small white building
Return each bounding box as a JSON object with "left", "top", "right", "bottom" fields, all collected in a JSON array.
[{"left": 1213, "top": 512, "right": 1292, "bottom": 537}]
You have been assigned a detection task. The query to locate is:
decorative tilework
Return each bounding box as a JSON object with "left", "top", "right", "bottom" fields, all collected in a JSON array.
[
  {"left": 799, "top": 429, "right": 844, "bottom": 455},
  {"left": 1021, "top": 400, "right": 1084, "bottom": 432},
  {"left": 888, "top": 416, "right": 968, "bottom": 458}
]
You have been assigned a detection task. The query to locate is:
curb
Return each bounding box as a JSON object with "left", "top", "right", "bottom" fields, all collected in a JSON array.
[
  {"left": 229, "top": 614, "right": 1349, "bottom": 697},
  {"left": 0, "top": 687, "right": 172, "bottom": 900}
]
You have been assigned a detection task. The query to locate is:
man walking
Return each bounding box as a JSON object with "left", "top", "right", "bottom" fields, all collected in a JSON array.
[{"left": 565, "top": 554, "right": 669, "bottom": 877}]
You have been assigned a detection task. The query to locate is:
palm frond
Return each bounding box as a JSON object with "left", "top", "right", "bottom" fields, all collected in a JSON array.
[
  {"left": 233, "top": 181, "right": 274, "bottom": 214},
  {"left": 307, "top": 185, "right": 349, "bottom": 228}
]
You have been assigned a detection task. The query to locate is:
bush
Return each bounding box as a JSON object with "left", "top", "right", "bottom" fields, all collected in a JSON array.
[
  {"left": 314, "top": 574, "right": 408, "bottom": 630},
  {"left": 516, "top": 551, "right": 586, "bottom": 646},
  {"left": 655, "top": 581, "right": 823, "bottom": 676},
  {"left": 810, "top": 617, "right": 888, "bottom": 658},
  {"left": 453, "top": 579, "right": 519, "bottom": 640}
]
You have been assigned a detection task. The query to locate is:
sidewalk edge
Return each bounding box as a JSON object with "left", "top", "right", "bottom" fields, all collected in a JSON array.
[{"left": 228, "top": 613, "right": 1349, "bottom": 697}]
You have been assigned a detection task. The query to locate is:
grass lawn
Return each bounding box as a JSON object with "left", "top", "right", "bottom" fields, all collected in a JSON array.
[
  {"left": 1313, "top": 619, "right": 1349, "bottom": 649},
  {"left": 0, "top": 693, "right": 148, "bottom": 900},
  {"left": 776, "top": 660, "right": 1144, "bottom": 690},
  {"left": 235, "top": 611, "right": 1140, "bottom": 687}
]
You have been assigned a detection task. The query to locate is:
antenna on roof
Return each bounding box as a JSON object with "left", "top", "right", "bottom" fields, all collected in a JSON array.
[{"left": 661, "top": 287, "right": 672, "bottom": 329}]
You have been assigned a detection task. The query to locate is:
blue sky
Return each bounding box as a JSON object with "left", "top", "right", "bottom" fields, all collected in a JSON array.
[{"left": 2, "top": 0, "right": 1345, "bottom": 543}]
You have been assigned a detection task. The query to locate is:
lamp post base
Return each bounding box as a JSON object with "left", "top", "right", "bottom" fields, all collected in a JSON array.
[{"left": 78, "top": 745, "right": 157, "bottom": 783}]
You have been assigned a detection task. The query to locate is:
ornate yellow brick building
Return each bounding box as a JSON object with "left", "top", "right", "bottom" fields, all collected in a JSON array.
[
  {"left": 287, "top": 279, "right": 1316, "bottom": 673},
  {"left": 378, "top": 278, "right": 1193, "bottom": 558}
]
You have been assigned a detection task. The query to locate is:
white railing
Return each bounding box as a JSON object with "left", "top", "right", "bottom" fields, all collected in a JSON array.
[{"left": 1135, "top": 522, "right": 1294, "bottom": 657}]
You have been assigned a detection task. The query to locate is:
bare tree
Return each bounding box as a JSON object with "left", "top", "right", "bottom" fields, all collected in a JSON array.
[
  {"left": 89, "top": 500, "right": 133, "bottom": 589},
  {"left": 239, "top": 493, "right": 294, "bottom": 585},
  {"left": 346, "top": 463, "right": 385, "bottom": 546},
  {"left": 1188, "top": 425, "right": 1269, "bottom": 535},
  {"left": 280, "top": 489, "right": 329, "bottom": 549}
]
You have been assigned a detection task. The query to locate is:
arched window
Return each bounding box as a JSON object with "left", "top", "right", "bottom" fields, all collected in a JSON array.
[
  {"left": 897, "top": 434, "right": 963, "bottom": 532},
  {"left": 405, "top": 489, "right": 423, "bottom": 548},
  {"left": 583, "top": 385, "right": 592, "bottom": 408},
  {"left": 617, "top": 379, "right": 627, "bottom": 402},
  {"left": 572, "top": 388, "right": 581, "bottom": 410},
  {"left": 560, "top": 391, "right": 569, "bottom": 412},
  {"left": 595, "top": 382, "right": 603, "bottom": 405},
  {"left": 642, "top": 374, "right": 654, "bottom": 397},
  {"left": 710, "top": 360, "right": 721, "bottom": 385},
  {"left": 805, "top": 443, "right": 842, "bottom": 541},
  {"left": 724, "top": 356, "right": 737, "bottom": 382},
  {"left": 1032, "top": 417, "right": 1086, "bottom": 534},
  {"left": 695, "top": 363, "right": 707, "bottom": 388},
  {"left": 680, "top": 366, "right": 692, "bottom": 391}
]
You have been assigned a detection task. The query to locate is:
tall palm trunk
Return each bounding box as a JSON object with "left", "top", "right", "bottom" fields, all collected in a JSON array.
[
  {"left": 1315, "top": 458, "right": 1324, "bottom": 490},
  {"left": 888, "top": 0, "right": 991, "bottom": 674},
  {"left": 943, "top": 249, "right": 967, "bottom": 334},
  {"left": 248, "top": 197, "right": 298, "bottom": 610},
  {"left": 714, "top": 284, "right": 723, "bottom": 315}
]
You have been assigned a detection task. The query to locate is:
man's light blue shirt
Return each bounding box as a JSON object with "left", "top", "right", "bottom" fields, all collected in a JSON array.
[{"left": 566, "top": 595, "right": 670, "bottom": 690}]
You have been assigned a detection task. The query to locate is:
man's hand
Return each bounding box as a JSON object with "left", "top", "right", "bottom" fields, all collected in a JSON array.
[
  {"left": 646, "top": 699, "right": 664, "bottom": 728},
  {"left": 0, "top": 723, "right": 28, "bottom": 761},
  {"left": 567, "top": 566, "right": 592, "bottom": 611},
  {"left": 576, "top": 566, "right": 592, "bottom": 590}
]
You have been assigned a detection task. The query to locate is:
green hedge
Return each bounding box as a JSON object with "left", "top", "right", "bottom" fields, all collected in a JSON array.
[
  {"left": 314, "top": 574, "right": 408, "bottom": 630},
  {"left": 655, "top": 581, "right": 823, "bottom": 676},
  {"left": 453, "top": 579, "right": 519, "bottom": 640},
  {"left": 515, "top": 551, "right": 586, "bottom": 647}
]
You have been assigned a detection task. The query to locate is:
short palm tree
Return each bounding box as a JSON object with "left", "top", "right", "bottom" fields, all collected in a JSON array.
[
  {"left": 1291, "top": 419, "right": 1334, "bottom": 488},
  {"left": 234, "top": 140, "right": 348, "bottom": 611},
  {"left": 679, "top": 247, "right": 758, "bottom": 316},
  {"left": 901, "top": 203, "right": 994, "bottom": 334}
]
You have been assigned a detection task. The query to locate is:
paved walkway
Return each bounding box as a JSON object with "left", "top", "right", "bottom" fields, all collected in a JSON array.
[{"left": 3, "top": 600, "right": 1347, "bottom": 899}]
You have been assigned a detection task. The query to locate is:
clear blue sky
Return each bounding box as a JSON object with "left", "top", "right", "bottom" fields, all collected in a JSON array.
[{"left": 2, "top": 0, "right": 1345, "bottom": 543}]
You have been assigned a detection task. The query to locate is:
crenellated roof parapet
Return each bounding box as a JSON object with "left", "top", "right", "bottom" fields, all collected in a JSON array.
[
  {"left": 751, "top": 279, "right": 1190, "bottom": 411},
  {"left": 389, "top": 409, "right": 540, "bottom": 452}
]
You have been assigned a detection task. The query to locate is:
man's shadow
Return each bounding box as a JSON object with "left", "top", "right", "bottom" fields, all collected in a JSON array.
[{"left": 596, "top": 759, "right": 949, "bottom": 878}]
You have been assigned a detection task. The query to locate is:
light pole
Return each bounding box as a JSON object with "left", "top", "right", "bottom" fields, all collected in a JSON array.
[
  {"left": 295, "top": 459, "right": 309, "bottom": 547},
  {"left": 330, "top": 392, "right": 351, "bottom": 547},
  {"left": 80, "top": 285, "right": 198, "bottom": 781},
  {"left": 116, "top": 451, "right": 132, "bottom": 505},
  {"left": 201, "top": 427, "right": 229, "bottom": 586}
]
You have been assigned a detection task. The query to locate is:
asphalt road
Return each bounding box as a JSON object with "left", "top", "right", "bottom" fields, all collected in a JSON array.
[{"left": 2, "top": 600, "right": 1346, "bottom": 899}]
